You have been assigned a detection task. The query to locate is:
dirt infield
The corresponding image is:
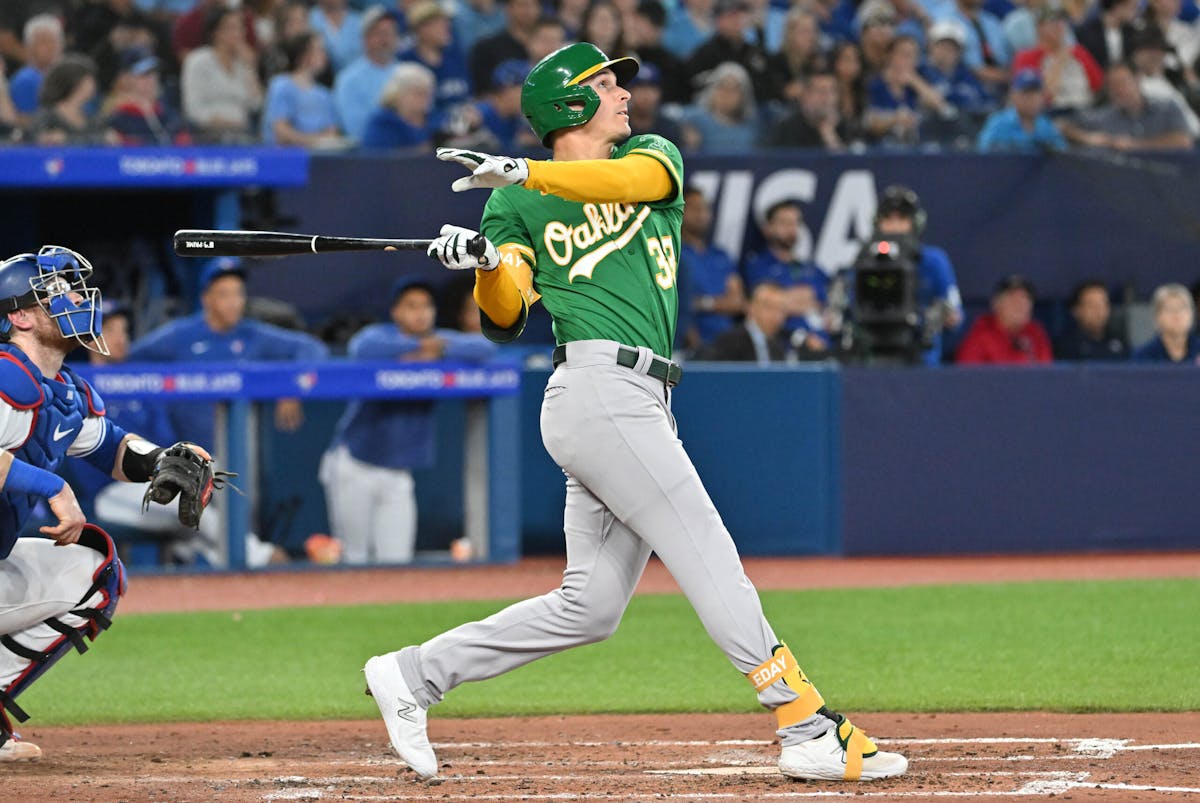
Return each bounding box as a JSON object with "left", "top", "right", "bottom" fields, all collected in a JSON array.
[{"left": 7, "top": 553, "right": 1200, "bottom": 802}]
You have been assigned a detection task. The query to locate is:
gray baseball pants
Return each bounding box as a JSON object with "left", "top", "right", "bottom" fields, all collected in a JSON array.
[{"left": 398, "top": 340, "right": 800, "bottom": 714}]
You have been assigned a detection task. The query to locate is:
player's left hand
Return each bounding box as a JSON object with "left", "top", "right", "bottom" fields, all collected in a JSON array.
[
  {"left": 142, "top": 442, "right": 236, "bottom": 529},
  {"left": 437, "top": 147, "right": 529, "bottom": 192},
  {"left": 428, "top": 224, "right": 500, "bottom": 271}
]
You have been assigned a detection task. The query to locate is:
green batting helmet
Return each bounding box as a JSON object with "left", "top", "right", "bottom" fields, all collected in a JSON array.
[{"left": 521, "top": 42, "right": 639, "bottom": 147}]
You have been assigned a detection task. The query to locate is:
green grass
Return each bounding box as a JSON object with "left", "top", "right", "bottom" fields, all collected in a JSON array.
[{"left": 18, "top": 578, "right": 1200, "bottom": 726}]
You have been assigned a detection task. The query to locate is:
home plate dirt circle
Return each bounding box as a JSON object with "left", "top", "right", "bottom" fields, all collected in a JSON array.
[{"left": 6, "top": 712, "right": 1198, "bottom": 802}]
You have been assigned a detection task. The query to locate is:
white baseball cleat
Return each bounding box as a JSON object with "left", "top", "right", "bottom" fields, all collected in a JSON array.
[
  {"left": 364, "top": 654, "right": 439, "bottom": 781},
  {"left": 0, "top": 734, "right": 42, "bottom": 762},
  {"left": 779, "top": 713, "right": 907, "bottom": 781}
]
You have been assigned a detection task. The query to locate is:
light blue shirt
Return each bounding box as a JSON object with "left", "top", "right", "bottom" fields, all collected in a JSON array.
[
  {"left": 335, "top": 56, "right": 396, "bottom": 141},
  {"left": 310, "top": 6, "right": 364, "bottom": 72},
  {"left": 977, "top": 107, "right": 1067, "bottom": 152},
  {"left": 261, "top": 75, "right": 340, "bottom": 144}
]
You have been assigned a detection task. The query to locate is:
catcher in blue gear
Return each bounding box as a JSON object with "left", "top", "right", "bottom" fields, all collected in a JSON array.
[{"left": 0, "top": 246, "right": 229, "bottom": 761}]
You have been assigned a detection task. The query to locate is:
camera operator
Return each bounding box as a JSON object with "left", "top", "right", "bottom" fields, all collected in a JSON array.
[{"left": 844, "top": 185, "right": 963, "bottom": 365}]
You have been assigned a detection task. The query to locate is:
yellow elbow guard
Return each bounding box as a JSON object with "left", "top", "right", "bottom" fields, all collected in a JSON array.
[{"left": 747, "top": 643, "right": 826, "bottom": 730}]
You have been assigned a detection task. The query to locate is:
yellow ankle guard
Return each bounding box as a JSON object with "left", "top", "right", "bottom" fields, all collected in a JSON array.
[
  {"left": 747, "top": 644, "right": 825, "bottom": 729},
  {"left": 834, "top": 715, "right": 879, "bottom": 781}
]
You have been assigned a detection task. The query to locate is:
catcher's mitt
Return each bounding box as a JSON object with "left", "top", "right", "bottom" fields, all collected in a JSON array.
[{"left": 142, "top": 443, "right": 237, "bottom": 529}]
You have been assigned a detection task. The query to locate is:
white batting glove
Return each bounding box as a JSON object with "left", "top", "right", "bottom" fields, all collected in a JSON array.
[
  {"left": 427, "top": 224, "right": 500, "bottom": 271},
  {"left": 437, "top": 147, "right": 529, "bottom": 192}
]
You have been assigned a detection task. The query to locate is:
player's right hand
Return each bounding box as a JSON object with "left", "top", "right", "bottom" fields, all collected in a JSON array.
[
  {"left": 427, "top": 224, "right": 500, "bottom": 271},
  {"left": 42, "top": 484, "right": 86, "bottom": 546}
]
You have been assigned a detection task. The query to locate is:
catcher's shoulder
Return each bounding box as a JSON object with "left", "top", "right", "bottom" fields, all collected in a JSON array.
[{"left": 0, "top": 351, "right": 44, "bottom": 410}]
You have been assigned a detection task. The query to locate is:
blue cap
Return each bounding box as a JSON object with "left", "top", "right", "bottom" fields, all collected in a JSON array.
[
  {"left": 630, "top": 61, "right": 661, "bottom": 87},
  {"left": 390, "top": 276, "right": 436, "bottom": 305},
  {"left": 199, "top": 257, "right": 246, "bottom": 292},
  {"left": 491, "top": 59, "right": 529, "bottom": 88},
  {"left": 1012, "top": 69, "right": 1043, "bottom": 92},
  {"left": 119, "top": 47, "right": 159, "bottom": 76}
]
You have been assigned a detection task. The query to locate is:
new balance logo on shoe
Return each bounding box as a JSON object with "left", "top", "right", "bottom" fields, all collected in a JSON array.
[{"left": 396, "top": 699, "right": 418, "bottom": 723}]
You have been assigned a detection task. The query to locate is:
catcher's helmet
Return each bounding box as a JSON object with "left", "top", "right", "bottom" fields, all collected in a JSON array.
[
  {"left": 0, "top": 245, "right": 107, "bottom": 355},
  {"left": 521, "top": 42, "right": 639, "bottom": 147},
  {"left": 875, "top": 185, "right": 927, "bottom": 234}
]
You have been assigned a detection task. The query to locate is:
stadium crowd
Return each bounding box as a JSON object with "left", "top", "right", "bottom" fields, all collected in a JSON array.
[{"left": 0, "top": 0, "right": 1196, "bottom": 152}]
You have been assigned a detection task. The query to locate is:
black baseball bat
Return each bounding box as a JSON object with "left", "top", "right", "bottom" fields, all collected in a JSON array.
[{"left": 174, "top": 229, "right": 487, "bottom": 259}]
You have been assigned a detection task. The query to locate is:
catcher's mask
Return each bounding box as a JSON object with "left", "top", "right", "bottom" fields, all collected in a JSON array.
[{"left": 0, "top": 245, "right": 108, "bottom": 355}]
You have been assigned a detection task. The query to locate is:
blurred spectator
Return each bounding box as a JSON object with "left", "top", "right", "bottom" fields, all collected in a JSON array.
[
  {"left": 1132, "top": 283, "right": 1200, "bottom": 363},
  {"left": 743, "top": 199, "right": 829, "bottom": 341},
  {"left": 360, "top": 61, "right": 441, "bottom": 150},
  {"left": 260, "top": 0, "right": 312, "bottom": 79},
  {"left": 71, "top": 0, "right": 167, "bottom": 65},
  {"left": 555, "top": 0, "right": 590, "bottom": 38},
  {"left": 320, "top": 278, "right": 497, "bottom": 565},
  {"left": 697, "top": 281, "right": 796, "bottom": 362},
  {"left": 334, "top": 5, "right": 399, "bottom": 142},
  {"left": 857, "top": 7, "right": 897, "bottom": 76},
  {"left": 455, "top": 0, "right": 507, "bottom": 54},
  {"left": 921, "top": 20, "right": 994, "bottom": 123},
  {"left": 809, "top": 0, "right": 860, "bottom": 44},
  {"left": 309, "top": 0, "right": 363, "bottom": 73},
  {"left": 130, "top": 258, "right": 330, "bottom": 447},
  {"left": 686, "top": 0, "right": 778, "bottom": 103},
  {"left": 942, "top": 0, "right": 1013, "bottom": 89},
  {"left": 1074, "top": 0, "right": 1138, "bottom": 70},
  {"left": 955, "top": 274, "right": 1052, "bottom": 364},
  {"left": 0, "top": 61, "right": 18, "bottom": 140},
  {"left": 469, "top": 0, "right": 540, "bottom": 93},
  {"left": 764, "top": 71, "right": 850, "bottom": 149},
  {"left": 1002, "top": 0, "right": 1052, "bottom": 55},
  {"left": 1053, "top": 280, "right": 1129, "bottom": 360},
  {"left": 89, "top": 12, "right": 164, "bottom": 98},
  {"left": 1129, "top": 27, "right": 1200, "bottom": 137},
  {"left": 9, "top": 13, "right": 63, "bottom": 121},
  {"left": 525, "top": 17, "right": 569, "bottom": 65},
  {"left": 399, "top": 1, "right": 471, "bottom": 113},
  {"left": 627, "top": 62, "right": 685, "bottom": 142},
  {"left": 865, "top": 35, "right": 952, "bottom": 146},
  {"left": 831, "top": 41, "right": 869, "bottom": 136},
  {"left": 663, "top": 0, "right": 715, "bottom": 60},
  {"left": 678, "top": 60, "right": 763, "bottom": 151},
  {"left": 472, "top": 58, "right": 536, "bottom": 151},
  {"left": 771, "top": 8, "right": 828, "bottom": 104},
  {"left": 1144, "top": 0, "right": 1200, "bottom": 73},
  {"left": 678, "top": 185, "right": 745, "bottom": 349},
  {"left": 628, "top": 0, "right": 690, "bottom": 104},
  {"left": 173, "top": 0, "right": 259, "bottom": 64},
  {"left": 1012, "top": 8, "right": 1103, "bottom": 113},
  {"left": 856, "top": 0, "right": 930, "bottom": 44},
  {"left": 872, "top": 184, "right": 964, "bottom": 364},
  {"left": 181, "top": 6, "right": 264, "bottom": 143},
  {"left": 261, "top": 32, "right": 343, "bottom": 147},
  {"left": 28, "top": 54, "right": 117, "bottom": 145},
  {"left": 581, "top": 0, "right": 632, "bottom": 59},
  {"left": 105, "top": 46, "right": 192, "bottom": 145},
  {"left": 1060, "top": 61, "right": 1194, "bottom": 151},
  {"left": 977, "top": 68, "right": 1066, "bottom": 150}
]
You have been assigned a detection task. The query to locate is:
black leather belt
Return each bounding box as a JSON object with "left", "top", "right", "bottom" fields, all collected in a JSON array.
[{"left": 552, "top": 344, "right": 683, "bottom": 387}]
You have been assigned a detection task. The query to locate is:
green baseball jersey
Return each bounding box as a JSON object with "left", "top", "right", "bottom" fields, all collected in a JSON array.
[{"left": 479, "top": 134, "right": 685, "bottom": 359}]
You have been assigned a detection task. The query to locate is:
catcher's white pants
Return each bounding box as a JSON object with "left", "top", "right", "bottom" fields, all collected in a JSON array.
[
  {"left": 0, "top": 538, "right": 104, "bottom": 691},
  {"left": 320, "top": 445, "right": 417, "bottom": 565},
  {"left": 399, "top": 340, "right": 798, "bottom": 712}
]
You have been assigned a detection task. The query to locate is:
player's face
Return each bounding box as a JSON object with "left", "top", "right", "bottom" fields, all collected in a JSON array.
[
  {"left": 203, "top": 275, "right": 247, "bottom": 330},
  {"left": 876, "top": 212, "right": 913, "bottom": 236},
  {"left": 581, "top": 69, "right": 631, "bottom": 143},
  {"left": 392, "top": 288, "right": 436, "bottom": 335}
]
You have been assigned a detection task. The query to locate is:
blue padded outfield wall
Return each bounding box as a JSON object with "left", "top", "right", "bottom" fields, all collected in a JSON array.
[{"left": 242, "top": 363, "right": 1198, "bottom": 559}]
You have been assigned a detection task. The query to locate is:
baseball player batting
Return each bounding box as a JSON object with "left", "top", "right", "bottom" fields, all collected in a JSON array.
[
  {"left": 364, "top": 43, "right": 907, "bottom": 783},
  {"left": 0, "top": 246, "right": 228, "bottom": 761}
]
